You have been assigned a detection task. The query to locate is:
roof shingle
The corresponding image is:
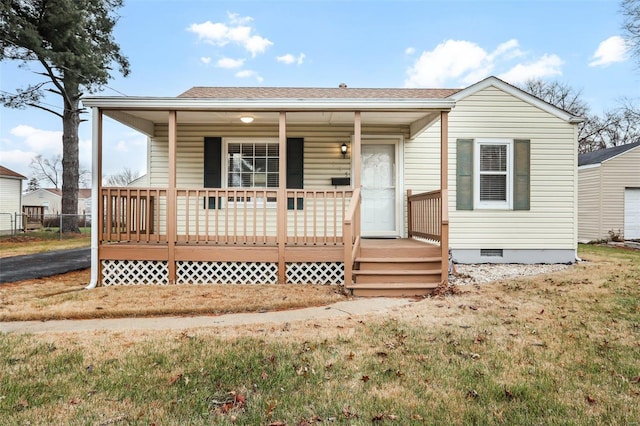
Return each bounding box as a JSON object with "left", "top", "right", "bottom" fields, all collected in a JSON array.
[
  {"left": 178, "top": 87, "right": 461, "bottom": 99},
  {"left": 578, "top": 142, "right": 640, "bottom": 166},
  {"left": 0, "top": 166, "right": 26, "bottom": 179}
]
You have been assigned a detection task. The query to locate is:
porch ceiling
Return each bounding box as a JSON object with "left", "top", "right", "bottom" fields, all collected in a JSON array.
[{"left": 101, "top": 109, "right": 443, "bottom": 139}]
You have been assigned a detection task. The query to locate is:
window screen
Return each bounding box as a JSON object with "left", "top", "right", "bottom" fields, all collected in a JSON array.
[{"left": 479, "top": 144, "right": 507, "bottom": 202}]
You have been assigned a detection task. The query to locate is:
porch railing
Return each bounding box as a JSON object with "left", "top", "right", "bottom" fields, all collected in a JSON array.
[
  {"left": 342, "top": 188, "right": 361, "bottom": 286},
  {"left": 407, "top": 189, "right": 442, "bottom": 242},
  {"left": 99, "top": 187, "right": 356, "bottom": 245},
  {"left": 101, "top": 188, "right": 167, "bottom": 243}
]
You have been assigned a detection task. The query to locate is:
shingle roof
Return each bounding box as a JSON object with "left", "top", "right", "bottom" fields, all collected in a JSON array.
[
  {"left": 0, "top": 165, "right": 26, "bottom": 179},
  {"left": 578, "top": 142, "right": 640, "bottom": 166},
  {"left": 178, "top": 87, "right": 462, "bottom": 99}
]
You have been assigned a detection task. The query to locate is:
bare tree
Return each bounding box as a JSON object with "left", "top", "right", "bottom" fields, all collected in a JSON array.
[
  {"left": 622, "top": 0, "right": 640, "bottom": 67},
  {"left": 105, "top": 168, "right": 139, "bottom": 187},
  {"left": 30, "top": 154, "right": 91, "bottom": 188},
  {"left": 519, "top": 79, "right": 640, "bottom": 153},
  {"left": 30, "top": 154, "right": 62, "bottom": 189}
]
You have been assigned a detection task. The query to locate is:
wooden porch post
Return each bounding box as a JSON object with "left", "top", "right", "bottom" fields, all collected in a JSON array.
[
  {"left": 168, "top": 110, "right": 177, "bottom": 284},
  {"left": 277, "top": 112, "right": 287, "bottom": 283},
  {"left": 440, "top": 111, "right": 450, "bottom": 284},
  {"left": 353, "top": 111, "right": 362, "bottom": 189}
]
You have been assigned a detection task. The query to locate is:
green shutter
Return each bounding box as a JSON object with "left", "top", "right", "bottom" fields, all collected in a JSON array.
[
  {"left": 286, "top": 137, "right": 304, "bottom": 210},
  {"left": 456, "top": 139, "right": 474, "bottom": 210},
  {"left": 203, "top": 137, "right": 222, "bottom": 209},
  {"left": 514, "top": 139, "right": 530, "bottom": 210}
]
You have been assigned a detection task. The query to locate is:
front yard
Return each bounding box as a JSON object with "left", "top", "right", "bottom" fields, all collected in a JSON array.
[{"left": 0, "top": 244, "right": 638, "bottom": 424}]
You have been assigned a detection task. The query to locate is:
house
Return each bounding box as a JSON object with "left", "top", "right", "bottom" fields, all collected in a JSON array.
[
  {"left": 578, "top": 142, "right": 640, "bottom": 242},
  {"left": 22, "top": 188, "right": 93, "bottom": 216},
  {"left": 0, "top": 165, "right": 26, "bottom": 235},
  {"left": 81, "top": 76, "right": 582, "bottom": 295}
]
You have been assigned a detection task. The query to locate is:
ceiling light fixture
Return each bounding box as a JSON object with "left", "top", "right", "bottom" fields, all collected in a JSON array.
[{"left": 240, "top": 116, "right": 254, "bottom": 124}]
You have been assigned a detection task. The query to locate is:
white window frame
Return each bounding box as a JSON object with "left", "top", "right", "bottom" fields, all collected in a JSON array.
[
  {"left": 223, "top": 137, "right": 279, "bottom": 208},
  {"left": 474, "top": 138, "right": 513, "bottom": 210}
]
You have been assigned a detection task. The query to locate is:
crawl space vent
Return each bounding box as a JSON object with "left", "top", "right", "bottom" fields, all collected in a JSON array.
[{"left": 480, "top": 249, "right": 504, "bottom": 257}]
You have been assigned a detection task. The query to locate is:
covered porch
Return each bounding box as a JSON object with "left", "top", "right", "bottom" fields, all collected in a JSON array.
[{"left": 84, "top": 93, "right": 453, "bottom": 295}]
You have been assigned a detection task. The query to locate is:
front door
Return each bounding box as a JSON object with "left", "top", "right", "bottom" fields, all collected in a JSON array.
[{"left": 360, "top": 140, "right": 400, "bottom": 237}]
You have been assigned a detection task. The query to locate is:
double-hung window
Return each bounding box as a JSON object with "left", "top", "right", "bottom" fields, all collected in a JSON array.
[
  {"left": 226, "top": 138, "right": 279, "bottom": 205},
  {"left": 227, "top": 140, "right": 279, "bottom": 189},
  {"left": 474, "top": 139, "right": 513, "bottom": 209}
]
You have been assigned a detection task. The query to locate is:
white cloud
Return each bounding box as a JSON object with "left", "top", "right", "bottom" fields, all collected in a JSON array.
[
  {"left": 589, "top": 35, "right": 629, "bottom": 67},
  {"left": 405, "top": 38, "right": 560, "bottom": 87},
  {"left": 200, "top": 57, "right": 212, "bottom": 64},
  {"left": 235, "top": 69, "right": 264, "bottom": 82},
  {"left": 10, "top": 125, "right": 62, "bottom": 153},
  {"left": 405, "top": 47, "right": 415, "bottom": 55},
  {"left": 499, "top": 54, "right": 563, "bottom": 84},
  {"left": 277, "top": 53, "right": 305, "bottom": 65},
  {"left": 187, "top": 13, "right": 273, "bottom": 57},
  {"left": 405, "top": 40, "right": 493, "bottom": 87},
  {"left": 217, "top": 57, "right": 244, "bottom": 68}
]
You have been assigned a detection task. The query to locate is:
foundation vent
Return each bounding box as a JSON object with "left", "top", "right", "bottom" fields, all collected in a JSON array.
[{"left": 480, "top": 249, "right": 503, "bottom": 257}]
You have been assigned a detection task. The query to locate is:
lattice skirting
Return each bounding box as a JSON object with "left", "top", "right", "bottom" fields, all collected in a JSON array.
[
  {"left": 101, "top": 260, "right": 169, "bottom": 286},
  {"left": 100, "top": 260, "right": 344, "bottom": 285},
  {"left": 286, "top": 262, "right": 344, "bottom": 285},
  {"left": 177, "top": 261, "right": 279, "bottom": 284}
]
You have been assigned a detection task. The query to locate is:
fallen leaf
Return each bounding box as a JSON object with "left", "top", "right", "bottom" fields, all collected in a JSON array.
[
  {"left": 504, "top": 387, "right": 514, "bottom": 401},
  {"left": 347, "top": 352, "right": 355, "bottom": 360},
  {"left": 467, "top": 389, "right": 479, "bottom": 399},
  {"left": 69, "top": 398, "right": 81, "bottom": 405},
  {"left": 361, "top": 375, "right": 370, "bottom": 383},
  {"left": 262, "top": 371, "right": 268, "bottom": 380},
  {"left": 168, "top": 373, "right": 183, "bottom": 386},
  {"left": 586, "top": 395, "right": 596, "bottom": 405},
  {"left": 342, "top": 405, "right": 359, "bottom": 419}
]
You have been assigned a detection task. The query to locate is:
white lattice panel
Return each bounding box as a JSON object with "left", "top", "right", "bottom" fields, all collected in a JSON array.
[
  {"left": 286, "top": 262, "right": 344, "bottom": 285},
  {"left": 177, "top": 261, "right": 278, "bottom": 284},
  {"left": 101, "top": 260, "right": 168, "bottom": 286}
]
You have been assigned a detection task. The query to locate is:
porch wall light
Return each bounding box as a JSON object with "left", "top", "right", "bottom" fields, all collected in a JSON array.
[
  {"left": 240, "top": 116, "right": 254, "bottom": 123},
  {"left": 340, "top": 142, "right": 348, "bottom": 159}
]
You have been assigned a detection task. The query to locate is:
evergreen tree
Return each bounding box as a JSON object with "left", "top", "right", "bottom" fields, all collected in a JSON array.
[{"left": 1, "top": 0, "right": 129, "bottom": 232}]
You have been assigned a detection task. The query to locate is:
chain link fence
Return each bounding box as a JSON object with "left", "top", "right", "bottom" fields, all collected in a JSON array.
[{"left": 1, "top": 212, "right": 92, "bottom": 240}]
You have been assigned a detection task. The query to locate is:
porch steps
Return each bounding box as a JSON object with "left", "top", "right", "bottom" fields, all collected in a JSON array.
[{"left": 348, "top": 238, "right": 443, "bottom": 297}]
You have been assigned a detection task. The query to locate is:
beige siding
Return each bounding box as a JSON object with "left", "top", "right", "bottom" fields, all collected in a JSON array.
[
  {"left": 0, "top": 177, "right": 22, "bottom": 233},
  {"left": 149, "top": 123, "right": 407, "bottom": 189},
  {"left": 577, "top": 166, "right": 602, "bottom": 241},
  {"left": 586, "top": 147, "right": 640, "bottom": 240},
  {"left": 407, "top": 86, "right": 577, "bottom": 250}
]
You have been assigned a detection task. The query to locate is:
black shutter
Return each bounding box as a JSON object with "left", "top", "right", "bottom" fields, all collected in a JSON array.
[
  {"left": 286, "top": 137, "right": 304, "bottom": 210},
  {"left": 203, "top": 137, "right": 222, "bottom": 209}
]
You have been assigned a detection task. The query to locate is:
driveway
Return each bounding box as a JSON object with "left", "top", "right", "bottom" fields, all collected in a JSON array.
[{"left": 0, "top": 247, "right": 90, "bottom": 284}]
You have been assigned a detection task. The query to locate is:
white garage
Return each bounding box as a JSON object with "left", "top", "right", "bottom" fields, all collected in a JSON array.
[
  {"left": 625, "top": 188, "right": 640, "bottom": 240},
  {"left": 578, "top": 142, "right": 640, "bottom": 242}
]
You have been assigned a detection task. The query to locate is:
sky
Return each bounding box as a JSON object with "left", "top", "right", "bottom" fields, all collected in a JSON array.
[{"left": 1, "top": 0, "right": 638, "bottom": 183}]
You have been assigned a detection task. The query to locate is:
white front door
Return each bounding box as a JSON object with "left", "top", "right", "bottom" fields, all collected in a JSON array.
[{"left": 360, "top": 140, "right": 400, "bottom": 237}]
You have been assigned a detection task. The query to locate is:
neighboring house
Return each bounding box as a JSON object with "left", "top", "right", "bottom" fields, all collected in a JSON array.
[
  {"left": 0, "top": 165, "right": 26, "bottom": 235},
  {"left": 82, "top": 76, "right": 582, "bottom": 294},
  {"left": 127, "top": 174, "right": 148, "bottom": 187},
  {"left": 22, "top": 188, "right": 92, "bottom": 216},
  {"left": 578, "top": 142, "right": 640, "bottom": 242}
]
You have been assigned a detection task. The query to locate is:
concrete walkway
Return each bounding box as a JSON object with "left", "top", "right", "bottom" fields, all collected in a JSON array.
[{"left": 0, "top": 298, "right": 414, "bottom": 334}]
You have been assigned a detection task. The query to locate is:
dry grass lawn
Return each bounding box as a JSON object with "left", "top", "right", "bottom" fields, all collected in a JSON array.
[
  {"left": 0, "top": 269, "right": 347, "bottom": 322},
  {"left": 0, "top": 244, "right": 638, "bottom": 424},
  {"left": 0, "top": 233, "right": 90, "bottom": 258}
]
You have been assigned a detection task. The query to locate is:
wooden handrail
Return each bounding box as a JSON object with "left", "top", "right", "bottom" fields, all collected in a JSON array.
[
  {"left": 343, "top": 188, "right": 361, "bottom": 287},
  {"left": 407, "top": 189, "right": 442, "bottom": 242}
]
